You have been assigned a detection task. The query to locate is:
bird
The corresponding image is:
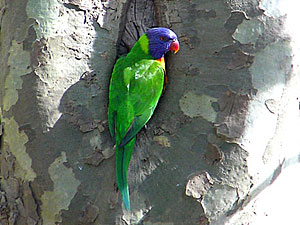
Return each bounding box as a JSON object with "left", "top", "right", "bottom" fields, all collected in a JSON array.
[{"left": 108, "top": 27, "right": 179, "bottom": 210}]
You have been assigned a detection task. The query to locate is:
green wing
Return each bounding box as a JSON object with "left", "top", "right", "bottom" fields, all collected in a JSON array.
[
  {"left": 109, "top": 59, "right": 165, "bottom": 146},
  {"left": 108, "top": 58, "right": 164, "bottom": 210}
]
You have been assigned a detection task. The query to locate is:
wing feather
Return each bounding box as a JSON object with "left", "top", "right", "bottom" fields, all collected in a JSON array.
[{"left": 110, "top": 59, "right": 164, "bottom": 146}]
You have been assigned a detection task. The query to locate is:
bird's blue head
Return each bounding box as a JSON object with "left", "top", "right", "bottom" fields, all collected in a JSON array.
[{"left": 146, "top": 27, "right": 179, "bottom": 59}]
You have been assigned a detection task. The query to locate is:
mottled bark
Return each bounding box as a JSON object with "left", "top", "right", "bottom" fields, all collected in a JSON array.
[{"left": 0, "top": 0, "right": 299, "bottom": 225}]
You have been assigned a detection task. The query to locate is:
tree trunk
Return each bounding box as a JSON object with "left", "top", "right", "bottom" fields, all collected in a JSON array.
[{"left": 0, "top": 0, "right": 299, "bottom": 224}]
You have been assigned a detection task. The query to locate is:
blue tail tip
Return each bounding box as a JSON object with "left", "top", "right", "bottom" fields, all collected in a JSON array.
[
  {"left": 121, "top": 188, "right": 130, "bottom": 210},
  {"left": 124, "top": 201, "right": 130, "bottom": 211}
]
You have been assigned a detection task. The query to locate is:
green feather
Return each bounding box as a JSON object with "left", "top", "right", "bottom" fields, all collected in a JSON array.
[{"left": 108, "top": 34, "right": 165, "bottom": 210}]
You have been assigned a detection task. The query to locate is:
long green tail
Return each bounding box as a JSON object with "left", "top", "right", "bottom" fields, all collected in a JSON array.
[{"left": 116, "top": 137, "right": 135, "bottom": 210}]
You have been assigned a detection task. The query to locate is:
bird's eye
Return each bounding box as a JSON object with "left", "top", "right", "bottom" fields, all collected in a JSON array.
[{"left": 160, "top": 36, "right": 167, "bottom": 41}]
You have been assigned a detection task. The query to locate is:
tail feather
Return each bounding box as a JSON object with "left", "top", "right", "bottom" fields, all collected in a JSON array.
[
  {"left": 121, "top": 184, "right": 130, "bottom": 210},
  {"left": 116, "top": 137, "right": 135, "bottom": 211}
]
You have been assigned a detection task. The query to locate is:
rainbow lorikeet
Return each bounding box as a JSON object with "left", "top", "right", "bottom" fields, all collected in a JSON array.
[{"left": 108, "top": 27, "right": 179, "bottom": 210}]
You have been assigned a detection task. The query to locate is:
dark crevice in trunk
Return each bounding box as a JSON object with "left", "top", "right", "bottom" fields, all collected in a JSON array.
[{"left": 116, "top": 0, "right": 157, "bottom": 57}]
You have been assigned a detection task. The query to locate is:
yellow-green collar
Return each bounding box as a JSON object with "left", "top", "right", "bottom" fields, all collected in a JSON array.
[{"left": 138, "top": 34, "right": 149, "bottom": 54}]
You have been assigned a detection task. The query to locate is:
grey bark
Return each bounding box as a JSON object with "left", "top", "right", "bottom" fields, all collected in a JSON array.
[{"left": 0, "top": 0, "right": 299, "bottom": 225}]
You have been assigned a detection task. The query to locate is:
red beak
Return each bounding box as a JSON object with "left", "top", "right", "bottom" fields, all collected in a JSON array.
[{"left": 169, "top": 39, "right": 180, "bottom": 54}]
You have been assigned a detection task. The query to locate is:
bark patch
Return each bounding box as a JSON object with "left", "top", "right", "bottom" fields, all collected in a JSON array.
[
  {"left": 179, "top": 92, "right": 217, "bottom": 122},
  {"left": 227, "top": 48, "right": 254, "bottom": 70},
  {"left": 215, "top": 91, "right": 250, "bottom": 140},
  {"left": 204, "top": 142, "right": 223, "bottom": 165},
  {"left": 153, "top": 135, "right": 171, "bottom": 148},
  {"left": 185, "top": 172, "right": 214, "bottom": 199},
  {"left": 2, "top": 117, "right": 36, "bottom": 181},
  {"left": 41, "top": 152, "right": 80, "bottom": 224},
  {"left": 78, "top": 202, "right": 99, "bottom": 224},
  {"left": 4, "top": 41, "right": 32, "bottom": 112}
]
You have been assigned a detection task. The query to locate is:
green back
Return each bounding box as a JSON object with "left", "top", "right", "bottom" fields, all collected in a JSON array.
[{"left": 108, "top": 34, "right": 165, "bottom": 146}]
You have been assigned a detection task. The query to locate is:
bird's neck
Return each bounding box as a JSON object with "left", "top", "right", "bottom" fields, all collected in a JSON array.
[
  {"left": 155, "top": 57, "right": 165, "bottom": 70},
  {"left": 138, "top": 34, "right": 150, "bottom": 55},
  {"left": 128, "top": 34, "right": 155, "bottom": 61}
]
